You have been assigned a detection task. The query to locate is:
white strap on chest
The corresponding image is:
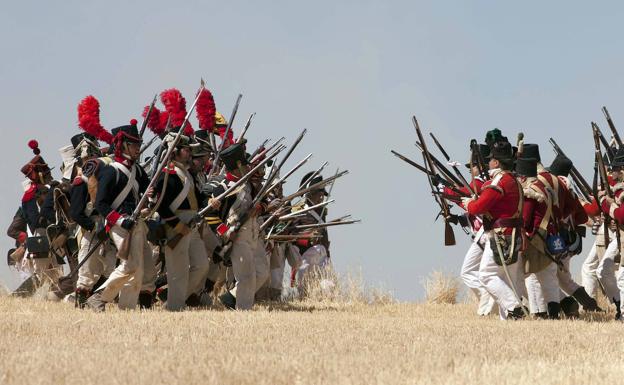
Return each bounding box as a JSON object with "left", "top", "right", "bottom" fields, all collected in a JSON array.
[
  {"left": 169, "top": 166, "right": 192, "bottom": 212},
  {"left": 110, "top": 162, "right": 138, "bottom": 211},
  {"left": 305, "top": 204, "right": 325, "bottom": 224}
]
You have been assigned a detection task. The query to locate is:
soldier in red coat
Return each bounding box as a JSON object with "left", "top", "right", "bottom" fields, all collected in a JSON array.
[{"left": 463, "top": 140, "right": 526, "bottom": 320}]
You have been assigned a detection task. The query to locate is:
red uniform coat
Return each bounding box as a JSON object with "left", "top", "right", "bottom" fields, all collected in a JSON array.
[{"left": 466, "top": 170, "right": 521, "bottom": 235}]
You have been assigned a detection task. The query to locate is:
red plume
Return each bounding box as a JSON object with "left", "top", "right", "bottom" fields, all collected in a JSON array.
[
  {"left": 142, "top": 105, "right": 165, "bottom": 136},
  {"left": 78, "top": 95, "right": 113, "bottom": 144},
  {"left": 28, "top": 140, "right": 40, "bottom": 155},
  {"left": 160, "top": 88, "right": 193, "bottom": 135},
  {"left": 196, "top": 88, "right": 216, "bottom": 132}
]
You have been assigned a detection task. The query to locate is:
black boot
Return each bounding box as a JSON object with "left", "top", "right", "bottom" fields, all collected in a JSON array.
[
  {"left": 218, "top": 291, "right": 236, "bottom": 310},
  {"left": 204, "top": 279, "right": 215, "bottom": 294},
  {"left": 138, "top": 291, "right": 154, "bottom": 309},
  {"left": 572, "top": 287, "right": 602, "bottom": 312},
  {"left": 507, "top": 307, "right": 525, "bottom": 320},
  {"left": 534, "top": 312, "right": 548, "bottom": 320},
  {"left": 156, "top": 287, "right": 168, "bottom": 303},
  {"left": 547, "top": 302, "right": 561, "bottom": 320},
  {"left": 615, "top": 300, "right": 622, "bottom": 321},
  {"left": 560, "top": 296, "right": 580, "bottom": 319}
]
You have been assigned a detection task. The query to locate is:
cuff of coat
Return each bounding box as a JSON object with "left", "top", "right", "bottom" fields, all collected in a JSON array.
[
  {"left": 609, "top": 203, "right": 618, "bottom": 219},
  {"left": 216, "top": 223, "right": 229, "bottom": 236},
  {"left": 106, "top": 211, "right": 122, "bottom": 229},
  {"left": 17, "top": 232, "right": 27, "bottom": 244},
  {"left": 296, "top": 238, "right": 309, "bottom": 247}
]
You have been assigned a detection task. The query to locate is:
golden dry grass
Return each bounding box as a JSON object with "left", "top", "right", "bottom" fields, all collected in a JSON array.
[
  {"left": 424, "top": 271, "right": 459, "bottom": 304},
  {"left": 1, "top": 294, "right": 623, "bottom": 385}
]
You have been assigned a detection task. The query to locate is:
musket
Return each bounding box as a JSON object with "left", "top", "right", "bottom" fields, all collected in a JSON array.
[
  {"left": 250, "top": 137, "right": 285, "bottom": 164},
  {"left": 469, "top": 140, "right": 483, "bottom": 196},
  {"left": 429, "top": 132, "right": 475, "bottom": 195},
  {"left": 236, "top": 113, "right": 256, "bottom": 143},
  {"left": 56, "top": 235, "right": 107, "bottom": 295},
  {"left": 263, "top": 153, "right": 313, "bottom": 199},
  {"left": 602, "top": 106, "right": 623, "bottom": 149},
  {"left": 148, "top": 116, "right": 172, "bottom": 180},
  {"left": 415, "top": 141, "right": 463, "bottom": 187},
  {"left": 471, "top": 139, "right": 489, "bottom": 181},
  {"left": 259, "top": 170, "right": 349, "bottom": 232},
  {"left": 593, "top": 122, "right": 616, "bottom": 162},
  {"left": 278, "top": 199, "right": 334, "bottom": 221},
  {"left": 593, "top": 124, "right": 620, "bottom": 252},
  {"left": 249, "top": 139, "right": 270, "bottom": 161},
  {"left": 294, "top": 219, "right": 360, "bottom": 230},
  {"left": 391, "top": 150, "right": 470, "bottom": 197},
  {"left": 267, "top": 234, "right": 322, "bottom": 241},
  {"left": 140, "top": 134, "right": 159, "bottom": 156},
  {"left": 208, "top": 93, "right": 243, "bottom": 177},
  {"left": 139, "top": 94, "right": 158, "bottom": 139},
  {"left": 548, "top": 138, "right": 592, "bottom": 199},
  {"left": 413, "top": 116, "right": 455, "bottom": 246},
  {"left": 166, "top": 144, "right": 286, "bottom": 249},
  {"left": 320, "top": 168, "right": 339, "bottom": 219},
  {"left": 258, "top": 129, "right": 307, "bottom": 200}
]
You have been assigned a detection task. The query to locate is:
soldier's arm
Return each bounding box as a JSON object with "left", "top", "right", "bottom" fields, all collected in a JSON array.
[
  {"left": 69, "top": 180, "right": 94, "bottom": 231},
  {"left": 466, "top": 187, "right": 501, "bottom": 216},
  {"left": 95, "top": 165, "right": 120, "bottom": 229}
]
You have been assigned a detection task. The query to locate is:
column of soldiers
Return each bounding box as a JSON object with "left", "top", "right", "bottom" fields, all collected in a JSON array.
[
  {"left": 6, "top": 84, "right": 352, "bottom": 312},
  {"left": 395, "top": 118, "right": 624, "bottom": 321}
]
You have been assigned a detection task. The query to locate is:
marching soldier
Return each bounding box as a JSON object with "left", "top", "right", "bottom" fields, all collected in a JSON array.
[
  {"left": 154, "top": 134, "right": 210, "bottom": 311},
  {"left": 464, "top": 139, "right": 526, "bottom": 320},
  {"left": 87, "top": 121, "right": 156, "bottom": 311},
  {"left": 68, "top": 133, "right": 116, "bottom": 307}
]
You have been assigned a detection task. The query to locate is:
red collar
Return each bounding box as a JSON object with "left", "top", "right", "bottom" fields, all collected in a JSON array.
[{"left": 226, "top": 172, "right": 240, "bottom": 182}]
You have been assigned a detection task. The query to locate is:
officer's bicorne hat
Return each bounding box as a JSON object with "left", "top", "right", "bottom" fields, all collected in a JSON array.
[
  {"left": 21, "top": 140, "right": 52, "bottom": 183},
  {"left": 465, "top": 143, "right": 490, "bottom": 169},
  {"left": 299, "top": 171, "right": 329, "bottom": 196},
  {"left": 546, "top": 154, "right": 574, "bottom": 177},
  {"left": 515, "top": 157, "right": 538, "bottom": 178},
  {"left": 220, "top": 139, "right": 248, "bottom": 171}
]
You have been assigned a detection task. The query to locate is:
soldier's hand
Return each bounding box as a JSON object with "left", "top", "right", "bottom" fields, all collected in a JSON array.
[
  {"left": 208, "top": 198, "right": 221, "bottom": 210},
  {"left": 266, "top": 198, "right": 283, "bottom": 213}
]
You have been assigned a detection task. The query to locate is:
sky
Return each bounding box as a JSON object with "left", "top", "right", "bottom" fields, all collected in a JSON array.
[{"left": 1, "top": 1, "right": 623, "bottom": 301}]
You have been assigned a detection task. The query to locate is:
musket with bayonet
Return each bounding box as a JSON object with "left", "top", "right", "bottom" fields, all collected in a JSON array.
[
  {"left": 593, "top": 121, "right": 616, "bottom": 162},
  {"left": 413, "top": 116, "right": 455, "bottom": 246},
  {"left": 415, "top": 141, "right": 463, "bottom": 187},
  {"left": 208, "top": 93, "right": 243, "bottom": 177},
  {"left": 139, "top": 94, "right": 158, "bottom": 139},
  {"left": 548, "top": 137, "right": 592, "bottom": 201},
  {"left": 390, "top": 150, "right": 470, "bottom": 197},
  {"left": 236, "top": 113, "right": 256, "bottom": 143},
  {"left": 603, "top": 106, "right": 623, "bottom": 149},
  {"left": 593, "top": 123, "right": 620, "bottom": 252},
  {"left": 429, "top": 133, "right": 475, "bottom": 195}
]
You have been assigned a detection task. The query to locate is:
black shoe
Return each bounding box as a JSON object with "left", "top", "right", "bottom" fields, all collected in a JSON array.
[
  {"left": 138, "top": 291, "right": 153, "bottom": 309},
  {"left": 547, "top": 302, "right": 561, "bottom": 320},
  {"left": 186, "top": 293, "right": 201, "bottom": 308},
  {"left": 572, "top": 287, "right": 602, "bottom": 312},
  {"left": 615, "top": 300, "right": 622, "bottom": 321},
  {"left": 560, "top": 296, "right": 580, "bottom": 319},
  {"left": 507, "top": 307, "right": 525, "bottom": 320},
  {"left": 219, "top": 291, "right": 236, "bottom": 310},
  {"left": 204, "top": 279, "right": 215, "bottom": 294},
  {"left": 534, "top": 312, "right": 548, "bottom": 320}
]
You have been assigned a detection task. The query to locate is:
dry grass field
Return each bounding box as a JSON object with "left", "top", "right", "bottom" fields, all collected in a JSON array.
[{"left": 1, "top": 288, "right": 623, "bottom": 385}]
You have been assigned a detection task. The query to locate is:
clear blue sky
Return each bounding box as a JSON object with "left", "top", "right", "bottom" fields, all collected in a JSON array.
[{"left": 1, "top": 1, "right": 622, "bottom": 300}]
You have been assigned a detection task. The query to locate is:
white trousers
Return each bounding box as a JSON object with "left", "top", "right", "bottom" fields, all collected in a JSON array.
[
  {"left": 296, "top": 244, "right": 330, "bottom": 290},
  {"left": 269, "top": 243, "right": 286, "bottom": 290},
  {"left": 479, "top": 237, "right": 524, "bottom": 319},
  {"left": 557, "top": 257, "right": 580, "bottom": 298},
  {"left": 230, "top": 218, "right": 270, "bottom": 310},
  {"left": 77, "top": 229, "right": 116, "bottom": 290},
  {"left": 581, "top": 241, "right": 601, "bottom": 299},
  {"left": 164, "top": 225, "right": 210, "bottom": 311},
  {"left": 97, "top": 221, "right": 155, "bottom": 310},
  {"left": 597, "top": 235, "right": 621, "bottom": 303},
  {"left": 460, "top": 235, "right": 495, "bottom": 315},
  {"left": 524, "top": 263, "right": 559, "bottom": 313}
]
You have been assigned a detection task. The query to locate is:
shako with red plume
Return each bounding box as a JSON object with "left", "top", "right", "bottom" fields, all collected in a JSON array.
[
  {"left": 77, "top": 95, "right": 114, "bottom": 144},
  {"left": 160, "top": 88, "right": 193, "bottom": 135}
]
